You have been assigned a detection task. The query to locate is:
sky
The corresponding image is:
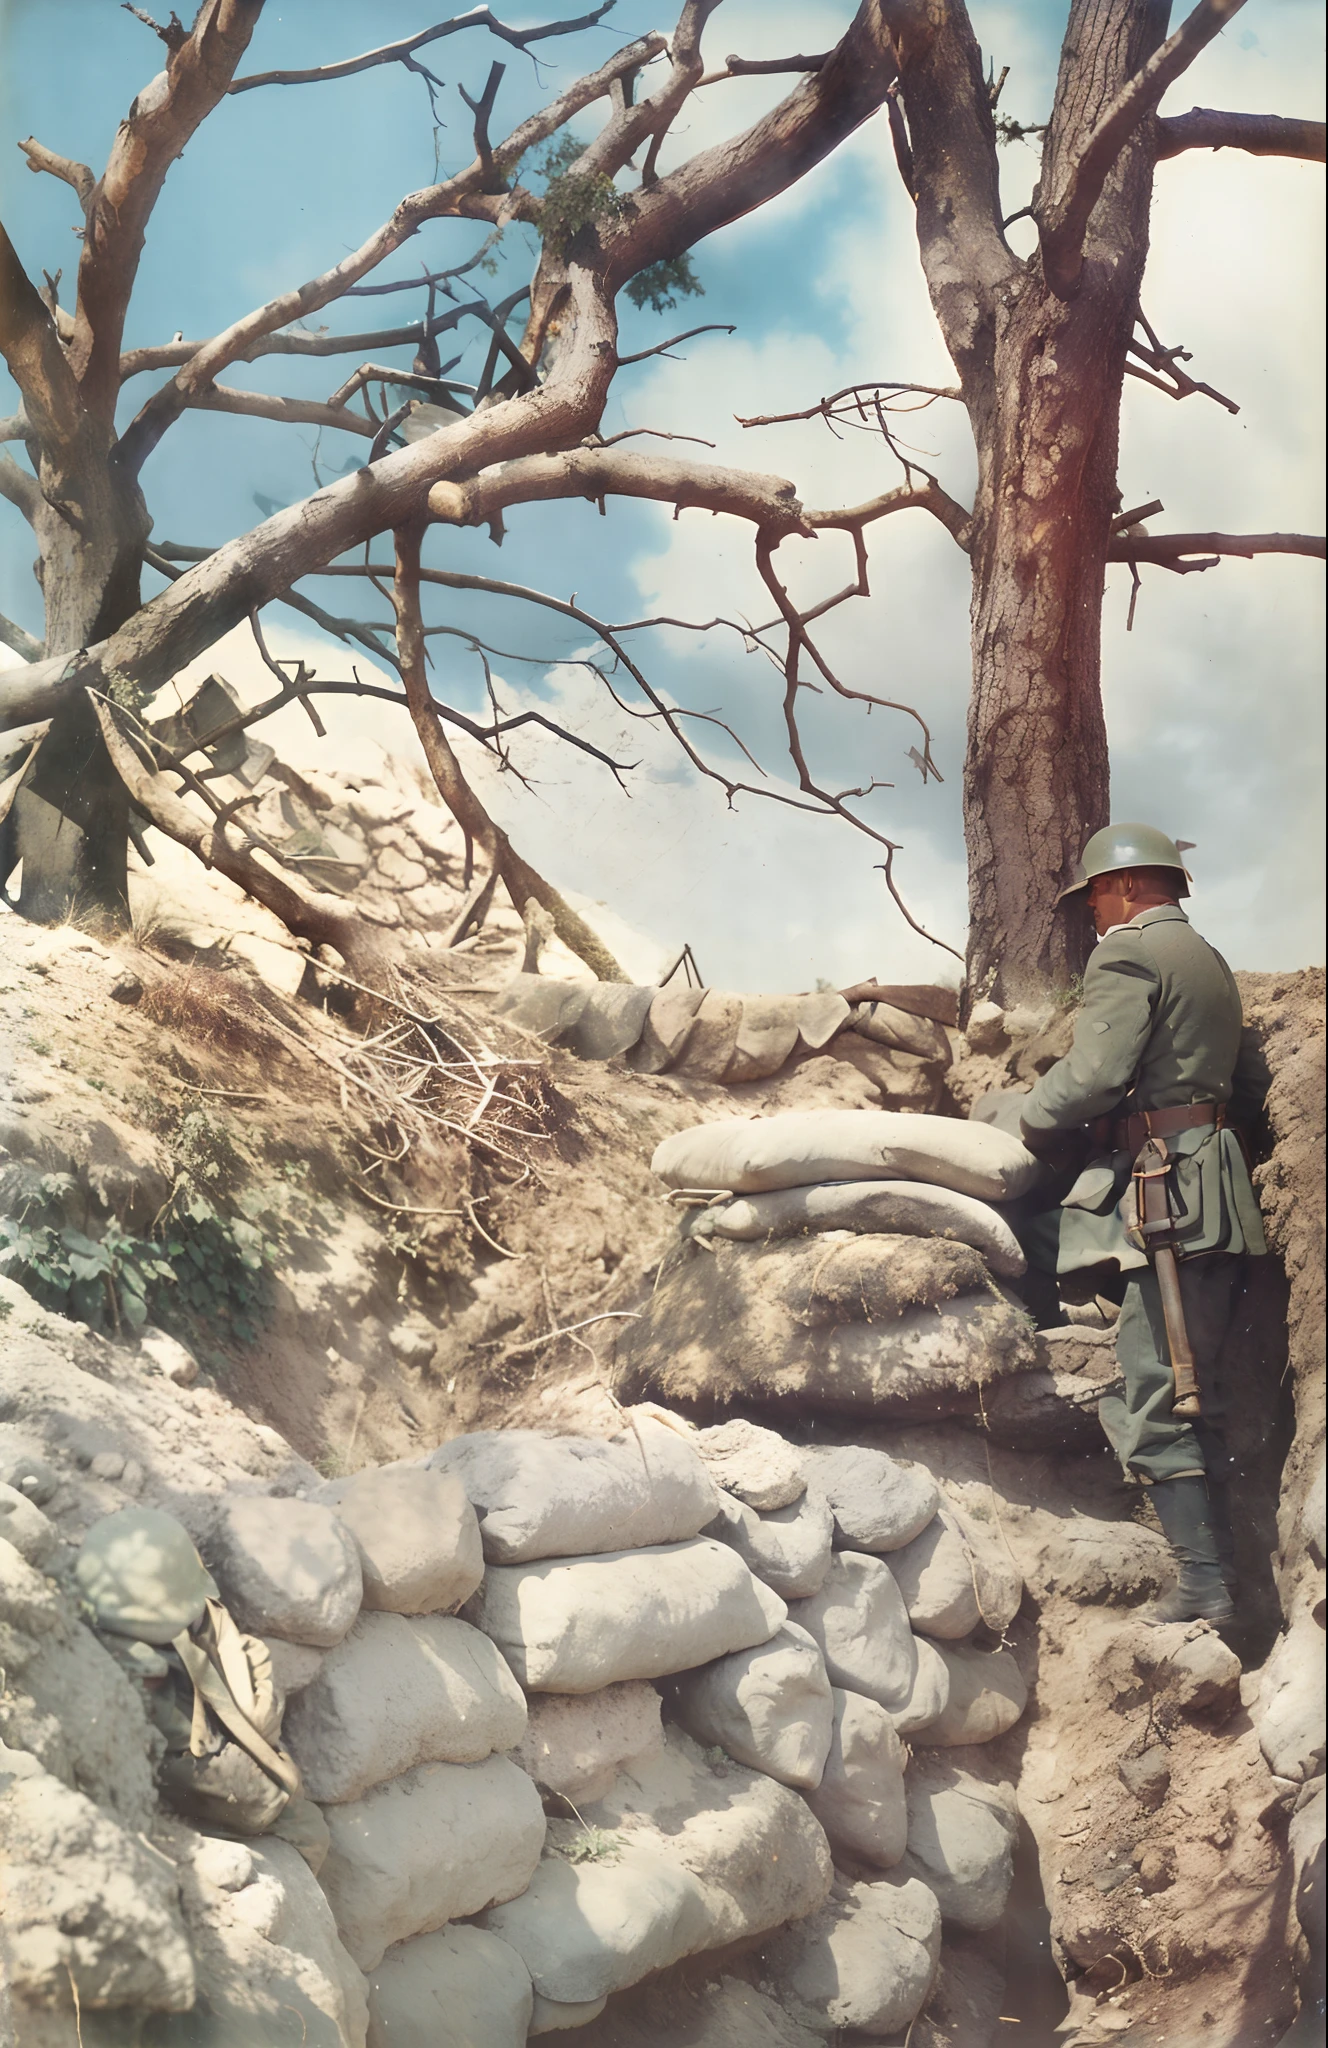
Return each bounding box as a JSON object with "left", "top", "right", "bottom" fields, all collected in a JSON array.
[{"left": 1, "top": 0, "right": 1323, "bottom": 989}]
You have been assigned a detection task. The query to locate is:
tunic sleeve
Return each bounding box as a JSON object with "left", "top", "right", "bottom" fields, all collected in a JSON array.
[{"left": 1021, "top": 937, "right": 1160, "bottom": 1132}]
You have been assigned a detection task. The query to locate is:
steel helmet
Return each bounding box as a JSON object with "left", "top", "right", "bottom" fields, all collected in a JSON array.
[
  {"left": 75, "top": 1506, "right": 218, "bottom": 1643},
  {"left": 1056, "top": 823, "right": 1192, "bottom": 903}
]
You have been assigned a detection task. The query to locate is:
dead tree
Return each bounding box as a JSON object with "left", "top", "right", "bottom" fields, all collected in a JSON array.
[{"left": 0, "top": 2, "right": 1322, "bottom": 997}]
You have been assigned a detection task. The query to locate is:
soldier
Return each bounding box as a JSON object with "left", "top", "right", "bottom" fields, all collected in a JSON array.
[{"left": 1016, "top": 825, "right": 1268, "bottom": 1626}]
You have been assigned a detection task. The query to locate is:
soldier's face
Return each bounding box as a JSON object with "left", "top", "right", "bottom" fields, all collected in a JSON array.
[{"left": 1086, "top": 873, "right": 1134, "bottom": 936}]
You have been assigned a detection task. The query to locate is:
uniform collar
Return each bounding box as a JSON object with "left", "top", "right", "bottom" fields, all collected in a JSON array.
[{"left": 1096, "top": 903, "right": 1189, "bottom": 943}]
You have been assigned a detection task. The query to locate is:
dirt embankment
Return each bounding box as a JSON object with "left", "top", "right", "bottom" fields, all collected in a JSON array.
[{"left": 0, "top": 856, "right": 1322, "bottom": 2048}]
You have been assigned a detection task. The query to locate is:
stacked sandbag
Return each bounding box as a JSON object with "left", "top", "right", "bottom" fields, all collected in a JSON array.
[
  {"left": 492, "top": 974, "right": 962, "bottom": 1101},
  {"left": 615, "top": 1111, "right": 1042, "bottom": 1423}
]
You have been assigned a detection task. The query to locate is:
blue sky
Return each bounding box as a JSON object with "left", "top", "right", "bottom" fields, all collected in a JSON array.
[{"left": 1, "top": 1, "right": 1323, "bottom": 986}]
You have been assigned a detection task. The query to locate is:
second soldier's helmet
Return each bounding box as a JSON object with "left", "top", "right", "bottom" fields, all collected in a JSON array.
[
  {"left": 1056, "top": 823, "right": 1192, "bottom": 903},
  {"left": 75, "top": 1506, "right": 218, "bottom": 1643}
]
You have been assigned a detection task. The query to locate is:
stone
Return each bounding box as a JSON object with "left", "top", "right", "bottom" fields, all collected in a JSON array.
[
  {"left": 0, "top": 1755, "right": 195, "bottom": 2014},
  {"left": 1118, "top": 1745, "right": 1171, "bottom": 1810},
  {"left": 885, "top": 1510, "right": 984, "bottom": 1639},
  {"left": 316, "top": 1466, "right": 483, "bottom": 1616},
  {"left": 695, "top": 1179, "right": 1026, "bottom": 1278},
  {"left": 895, "top": 1757, "right": 1019, "bottom": 1931},
  {"left": 704, "top": 1487, "right": 834, "bottom": 1600},
  {"left": 320, "top": 1754, "right": 546, "bottom": 1971},
  {"left": 1258, "top": 1618, "right": 1327, "bottom": 1780},
  {"left": 110, "top": 969, "right": 144, "bottom": 1004},
  {"left": 263, "top": 1636, "right": 326, "bottom": 1699},
  {"left": 888, "top": 1636, "right": 951, "bottom": 1738},
  {"left": 650, "top": 1110, "right": 1042, "bottom": 1202},
  {"left": 667, "top": 1622, "right": 834, "bottom": 1790},
  {"left": 0, "top": 1481, "right": 58, "bottom": 1567},
  {"left": 798, "top": 1444, "right": 940, "bottom": 1554},
  {"left": 964, "top": 1002, "right": 1008, "bottom": 1053},
  {"left": 919, "top": 1644, "right": 1028, "bottom": 1747},
  {"left": 204, "top": 1494, "right": 362, "bottom": 1647},
  {"left": 367, "top": 1926, "right": 532, "bottom": 2048},
  {"left": 561, "top": 984, "right": 657, "bottom": 1063},
  {"left": 0, "top": 1534, "right": 62, "bottom": 1635},
  {"left": 156, "top": 1827, "right": 369, "bottom": 2048},
  {"left": 515, "top": 1682, "right": 664, "bottom": 1803},
  {"left": 488, "top": 1729, "right": 831, "bottom": 2005},
  {"left": 283, "top": 1612, "right": 527, "bottom": 1804},
  {"left": 791, "top": 1552, "right": 916, "bottom": 1713},
  {"left": 138, "top": 1324, "right": 199, "bottom": 1385},
  {"left": 17, "top": 1616, "right": 160, "bottom": 1831},
  {"left": 426, "top": 1416, "right": 717, "bottom": 1564},
  {"left": 468, "top": 1537, "right": 785, "bottom": 1693},
  {"left": 696, "top": 1418, "right": 806, "bottom": 1511},
  {"left": 764, "top": 1876, "right": 942, "bottom": 2037},
  {"left": 0, "top": 1448, "right": 58, "bottom": 1505},
  {"left": 804, "top": 1688, "right": 908, "bottom": 1868},
  {"left": 89, "top": 1449, "right": 126, "bottom": 1481},
  {"left": 1136, "top": 1625, "right": 1242, "bottom": 1719}
]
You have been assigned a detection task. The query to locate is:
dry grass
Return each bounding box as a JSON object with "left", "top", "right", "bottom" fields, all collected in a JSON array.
[{"left": 139, "top": 961, "right": 287, "bottom": 1059}]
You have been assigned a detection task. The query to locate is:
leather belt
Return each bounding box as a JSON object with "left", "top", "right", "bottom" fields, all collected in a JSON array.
[{"left": 1109, "top": 1101, "right": 1223, "bottom": 1158}]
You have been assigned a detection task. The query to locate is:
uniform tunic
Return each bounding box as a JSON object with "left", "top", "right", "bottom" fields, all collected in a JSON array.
[{"left": 1020, "top": 904, "right": 1267, "bottom": 1482}]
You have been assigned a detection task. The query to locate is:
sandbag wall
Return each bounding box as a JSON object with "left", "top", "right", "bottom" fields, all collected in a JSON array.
[
  {"left": 196, "top": 1406, "right": 1030, "bottom": 2045},
  {"left": 493, "top": 975, "right": 958, "bottom": 1106}
]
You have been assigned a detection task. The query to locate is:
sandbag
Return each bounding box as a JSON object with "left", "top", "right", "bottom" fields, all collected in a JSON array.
[
  {"left": 492, "top": 976, "right": 592, "bottom": 1043},
  {"left": 426, "top": 1417, "right": 717, "bottom": 1564},
  {"left": 794, "top": 992, "right": 852, "bottom": 1051},
  {"left": 723, "top": 997, "right": 803, "bottom": 1083},
  {"left": 561, "top": 984, "right": 657, "bottom": 1062},
  {"left": 849, "top": 1000, "right": 951, "bottom": 1062},
  {"left": 628, "top": 986, "right": 704, "bottom": 1074},
  {"left": 671, "top": 990, "right": 743, "bottom": 1079},
  {"left": 651, "top": 1111, "right": 1042, "bottom": 1202},
  {"left": 467, "top": 1539, "right": 786, "bottom": 1692},
  {"left": 691, "top": 1179, "right": 1026, "bottom": 1277}
]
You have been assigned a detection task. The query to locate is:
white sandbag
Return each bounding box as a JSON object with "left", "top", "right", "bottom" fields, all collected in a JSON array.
[
  {"left": 468, "top": 1538, "right": 786, "bottom": 1693},
  {"left": 694, "top": 1179, "right": 1026, "bottom": 1276},
  {"left": 426, "top": 1417, "right": 718, "bottom": 1564},
  {"left": 850, "top": 1000, "right": 951, "bottom": 1061},
  {"left": 666, "top": 1622, "right": 833, "bottom": 1790},
  {"left": 804, "top": 1688, "right": 908, "bottom": 1867},
  {"left": 651, "top": 1111, "right": 1041, "bottom": 1202}
]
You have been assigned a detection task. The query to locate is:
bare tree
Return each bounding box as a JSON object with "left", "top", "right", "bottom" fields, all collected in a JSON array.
[{"left": 0, "top": 1, "right": 1322, "bottom": 999}]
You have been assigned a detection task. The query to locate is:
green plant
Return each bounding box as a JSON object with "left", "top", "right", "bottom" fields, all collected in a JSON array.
[
  {"left": 1055, "top": 974, "right": 1085, "bottom": 1012},
  {"left": 155, "top": 1196, "right": 272, "bottom": 1346},
  {"left": 562, "top": 1827, "right": 622, "bottom": 1865},
  {"left": 0, "top": 1214, "right": 175, "bottom": 1333},
  {"left": 532, "top": 133, "right": 628, "bottom": 253},
  {"left": 624, "top": 253, "right": 703, "bottom": 314}
]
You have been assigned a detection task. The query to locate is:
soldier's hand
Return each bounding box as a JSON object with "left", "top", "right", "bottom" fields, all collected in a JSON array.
[{"left": 1019, "top": 1120, "right": 1091, "bottom": 1176}]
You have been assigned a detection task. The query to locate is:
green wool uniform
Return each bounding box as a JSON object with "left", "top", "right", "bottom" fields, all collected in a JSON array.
[{"left": 1020, "top": 904, "right": 1267, "bottom": 1483}]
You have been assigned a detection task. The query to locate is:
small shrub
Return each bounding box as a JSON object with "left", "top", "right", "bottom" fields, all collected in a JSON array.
[
  {"left": 624, "top": 253, "right": 703, "bottom": 314},
  {"left": 562, "top": 1828, "right": 622, "bottom": 1865}
]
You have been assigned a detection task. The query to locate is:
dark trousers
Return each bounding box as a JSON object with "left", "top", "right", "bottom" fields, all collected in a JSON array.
[{"left": 1099, "top": 1253, "right": 1244, "bottom": 1483}]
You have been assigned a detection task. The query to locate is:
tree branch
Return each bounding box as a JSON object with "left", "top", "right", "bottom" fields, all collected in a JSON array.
[
  {"left": 189, "top": 386, "right": 378, "bottom": 436},
  {"left": 120, "top": 310, "right": 490, "bottom": 380},
  {"left": 228, "top": 5, "right": 619, "bottom": 91},
  {"left": 426, "top": 444, "right": 815, "bottom": 535},
  {"left": 16, "top": 137, "right": 96, "bottom": 210},
  {"left": 114, "top": 32, "right": 662, "bottom": 473},
  {"left": 1156, "top": 107, "right": 1326, "bottom": 162},
  {"left": 88, "top": 689, "right": 395, "bottom": 981},
  {"left": 0, "top": 217, "right": 87, "bottom": 460},
  {"left": 0, "top": 450, "right": 44, "bottom": 525},
  {"left": 1039, "top": 0, "right": 1249, "bottom": 300},
  {"left": 391, "top": 521, "right": 629, "bottom": 981},
  {"left": 0, "top": 612, "right": 45, "bottom": 662},
  {"left": 807, "top": 480, "right": 973, "bottom": 552},
  {"left": 1109, "top": 531, "right": 1326, "bottom": 570},
  {"left": 71, "top": 0, "right": 266, "bottom": 420}
]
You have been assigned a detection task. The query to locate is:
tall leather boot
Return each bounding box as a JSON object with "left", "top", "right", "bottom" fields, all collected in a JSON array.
[{"left": 1145, "top": 1475, "right": 1236, "bottom": 1625}]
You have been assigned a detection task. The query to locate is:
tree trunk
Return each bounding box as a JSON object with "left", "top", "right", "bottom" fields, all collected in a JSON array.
[
  {"left": 960, "top": 0, "right": 1167, "bottom": 1006},
  {"left": 8, "top": 464, "right": 151, "bottom": 925}
]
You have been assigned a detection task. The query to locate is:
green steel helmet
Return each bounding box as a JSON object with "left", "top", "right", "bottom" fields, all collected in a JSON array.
[
  {"left": 1056, "top": 823, "right": 1192, "bottom": 903},
  {"left": 75, "top": 1506, "right": 218, "bottom": 1644}
]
